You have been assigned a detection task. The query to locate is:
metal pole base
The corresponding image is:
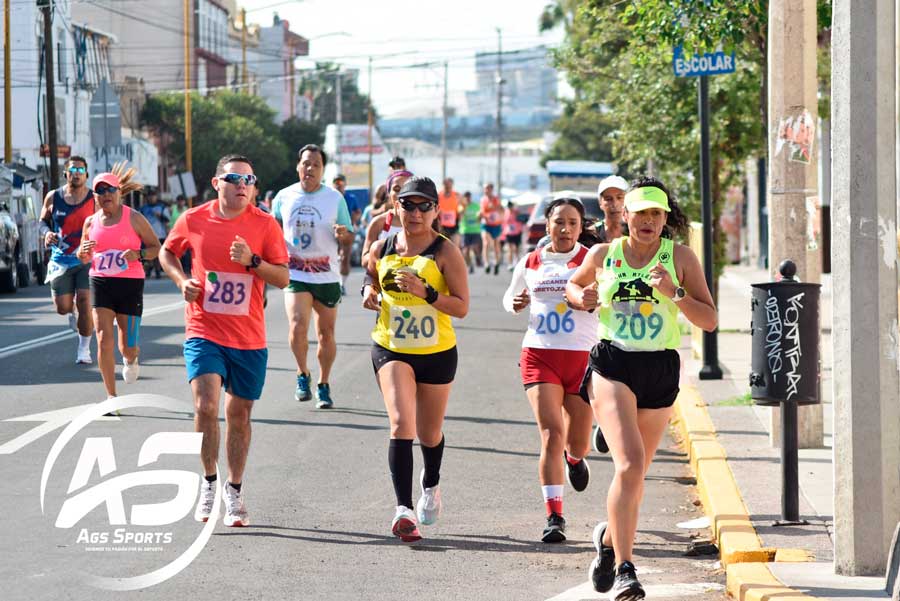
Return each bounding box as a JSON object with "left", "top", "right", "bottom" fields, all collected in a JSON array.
[
  {"left": 772, "top": 519, "right": 810, "bottom": 527},
  {"left": 699, "top": 364, "right": 724, "bottom": 380}
]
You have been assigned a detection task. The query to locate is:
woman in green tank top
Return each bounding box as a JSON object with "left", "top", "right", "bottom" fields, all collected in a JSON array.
[{"left": 564, "top": 177, "right": 718, "bottom": 598}]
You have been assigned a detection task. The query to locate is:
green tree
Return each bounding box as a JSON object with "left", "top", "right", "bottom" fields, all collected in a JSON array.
[
  {"left": 298, "top": 63, "right": 375, "bottom": 126},
  {"left": 141, "top": 92, "right": 289, "bottom": 201}
]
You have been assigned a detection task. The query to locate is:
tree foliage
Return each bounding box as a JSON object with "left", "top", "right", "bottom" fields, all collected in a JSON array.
[
  {"left": 298, "top": 62, "right": 375, "bottom": 127},
  {"left": 141, "top": 92, "right": 289, "bottom": 200}
]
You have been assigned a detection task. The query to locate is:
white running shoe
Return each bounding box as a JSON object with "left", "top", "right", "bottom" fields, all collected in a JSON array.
[
  {"left": 122, "top": 358, "right": 140, "bottom": 384},
  {"left": 76, "top": 344, "right": 92, "bottom": 365},
  {"left": 391, "top": 505, "right": 421, "bottom": 542},
  {"left": 223, "top": 482, "right": 249, "bottom": 527},
  {"left": 194, "top": 478, "right": 216, "bottom": 522},
  {"left": 416, "top": 469, "right": 442, "bottom": 526}
]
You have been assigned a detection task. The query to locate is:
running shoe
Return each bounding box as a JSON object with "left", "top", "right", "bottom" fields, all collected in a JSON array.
[
  {"left": 485, "top": 264, "right": 491, "bottom": 274},
  {"left": 493, "top": 263, "right": 500, "bottom": 275},
  {"left": 565, "top": 451, "right": 590, "bottom": 492},
  {"left": 315, "top": 383, "right": 333, "bottom": 409},
  {"left": 68, "top": 312, "right": 77, "bottom": 332},
  {"left": 223, "top": 482, "right": 249, "bottom": 527},
  {"left": 608, "top": 561, "right": 645, "bottom": 601},
  {"left": 589, "top": 521, "right": 617, "bottom": 593},
  {"left": 541, "top": 512, "right": 566, "bottom": 543},
  {"left": 468, "top": 264, "right": 474, "bottom": 274},
  {"left": 194, "top": 478, "right": 216, "bottom": 522},
  {"left": 593, "top": 425, "right": 609, "bottom": 454},
  {"left": 416, "top": 469, "right": 442, "bottom": 525},
  {"left": 391, "top": 505, "right": 422, "bottom": 542},
  {"left": 122, "top": 358, "right": 140, "bottom": 384},
  {"left": 76, "top": 344, "right": 92, "bottom": 365},
  {"left": 295, "top": 373, "right": 312, "bottom": 402}
]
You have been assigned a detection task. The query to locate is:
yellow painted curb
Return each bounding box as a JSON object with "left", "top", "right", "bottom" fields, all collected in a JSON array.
[
  {"left": 726, "top": 563, "right": 818, "bottom": 600},
  {"left": 673, "top": 384, "right": 822, "bottom": 599},
  {"left": 672, "top": 386, "right": 764, "bottom": 566}
]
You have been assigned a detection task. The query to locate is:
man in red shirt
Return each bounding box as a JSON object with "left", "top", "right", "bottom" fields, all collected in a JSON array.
[
  {"left": 479, "top": 182, "right": 504, "bottom": 274},
  {"left": 437, "top": 177, "right": 461, "bottom": 247},
  {"left": 160, "top": 154, "right": 289, "bottom": 527}
]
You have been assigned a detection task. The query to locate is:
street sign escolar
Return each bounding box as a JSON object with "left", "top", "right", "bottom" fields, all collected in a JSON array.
[{"left": 672, "top": 46, "right": 736, "bottom": 77}]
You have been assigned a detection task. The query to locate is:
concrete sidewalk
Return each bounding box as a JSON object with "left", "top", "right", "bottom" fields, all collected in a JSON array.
[{"left": 677, "top": 264, "right": 890, "bottom": 600}]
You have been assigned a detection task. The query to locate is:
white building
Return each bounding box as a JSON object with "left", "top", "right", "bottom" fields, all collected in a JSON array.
[
  {"left": 0, "top": 1, "right": 116, "bottom": 181},
  {"left": 255, "top": 15, "right": 309, "bottom": 123}
]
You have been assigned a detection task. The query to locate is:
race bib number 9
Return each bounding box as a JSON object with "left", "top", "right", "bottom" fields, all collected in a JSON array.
[
  {"left": 389, "top": 304, "right": 439, "bottom": 349},
  {"left": 203, "top": 271, "right": 253, "bottom": 316},
  {"left": 92, "top": 249, "right": 128, "bottom": 276}
]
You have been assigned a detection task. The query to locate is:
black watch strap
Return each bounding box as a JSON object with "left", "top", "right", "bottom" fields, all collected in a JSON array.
[{"left": 424, "top": 284, "right": 439, "bottom": 304}]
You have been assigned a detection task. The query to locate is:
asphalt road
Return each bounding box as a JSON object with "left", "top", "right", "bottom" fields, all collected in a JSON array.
[{"left": 0, "top": 267, "right": 727, "bottom": 601}]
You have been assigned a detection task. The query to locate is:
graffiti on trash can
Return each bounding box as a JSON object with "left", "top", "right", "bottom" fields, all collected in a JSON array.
[
  {"left": 783, "top": 293, "right": 805, "bottom": 400},
  {"left": 765, "top": 294, "right": 783, "bottom": 380}
]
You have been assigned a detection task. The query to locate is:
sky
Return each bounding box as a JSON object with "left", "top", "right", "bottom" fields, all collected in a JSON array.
[{"left": 241, "top": 0, "right": 566, "bottom": 119}]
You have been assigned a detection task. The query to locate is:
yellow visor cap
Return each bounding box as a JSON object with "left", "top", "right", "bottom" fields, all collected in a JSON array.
[{"left": 624, "top": 186, "right": 670, "bottom": 212}]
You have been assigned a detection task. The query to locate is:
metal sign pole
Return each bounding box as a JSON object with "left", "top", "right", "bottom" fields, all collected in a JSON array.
[{"left": 698, "top": 74, "right": 722, "bottom": 380}]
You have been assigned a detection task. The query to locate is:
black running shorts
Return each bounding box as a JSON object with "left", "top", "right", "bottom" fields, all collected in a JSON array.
[
  {"left": 371, "top": 344, "right": 458, "bottom": 385},
  {"left": 90, "top": 276, "right": 144, "bottom": 316},
  {"left": 579, "top": 339, "right": 680, "bottom": 410}
]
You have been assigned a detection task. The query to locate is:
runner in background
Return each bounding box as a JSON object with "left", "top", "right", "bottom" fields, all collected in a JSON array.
[
  {"left": 39, "top": 156, "right": 95, "bottom": 364},
  {"left": 273, "top": 144, "right": 355, "bottom": 409},
  {"left": 139, "top": 190, "right": 170, "bottom": 279},
  {"left": 502, "top": 201, "right": 523, "bottom": 271},
  {"left": 332, "top": 174, "right": 351, "bottom": 295},
  {"left": 437, "top": 178, "right": 461, "bottom": 246},
  {"left": 458, "top": 191, "right": 481, "bottom": 273},
  {"left": 361, "top": 170, "right": 412, "bottom": 267},
  {"left": 76, "top": 165, "right": 159, "bottom": 402},
  {"left": 479, "top": 183, "right": 504, "bottom": 275},
  {"left": 160, "top": 154, "right": 289, "bottom": 527}
]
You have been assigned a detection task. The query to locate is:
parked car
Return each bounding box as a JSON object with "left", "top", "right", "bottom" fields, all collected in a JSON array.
[
  {"left": 0, "top": 201, "right": 21, "bottom": 292},
  {"left": 524, "top": 191, "right": 602, "bottom": 251}
]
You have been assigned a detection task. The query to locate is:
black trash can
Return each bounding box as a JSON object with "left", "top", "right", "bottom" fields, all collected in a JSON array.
[{"left": 749, "top": 260, "right": 821, "bottom": 406}]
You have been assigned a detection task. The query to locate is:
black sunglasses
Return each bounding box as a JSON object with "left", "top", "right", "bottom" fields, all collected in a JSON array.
[
  {"left": 218, "top": 173, "right": 258, "bottom": 186},
  {"left": 94, "top": 185, "right": 118, "bottom": 195},
  {"left": 398, "top": 199, "right": 436, "bottom": 213}
]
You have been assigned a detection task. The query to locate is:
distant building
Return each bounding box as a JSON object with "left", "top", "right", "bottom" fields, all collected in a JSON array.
[
  {"left": 256, "top": 14, "right": 309, "bottom": 123},
  {"left": 465, "top": 45, "right": 559, "bottom": 117}
]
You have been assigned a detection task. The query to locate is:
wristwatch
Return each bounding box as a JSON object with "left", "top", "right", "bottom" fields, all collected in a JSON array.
[
  {"left": 246, "top": 254, "right": 261, "bottom": 271},
  {"left": 672, "top": 286, "right": 687, "bottom": 303}
]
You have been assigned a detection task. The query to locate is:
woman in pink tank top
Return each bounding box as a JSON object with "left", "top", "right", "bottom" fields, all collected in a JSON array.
[{"left": 77, "top": 168, "right": 160, "bottom": 404}]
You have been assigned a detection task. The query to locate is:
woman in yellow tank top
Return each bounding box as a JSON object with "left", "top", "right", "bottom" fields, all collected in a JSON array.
[
  {"left": 565, "top": 177, "right": 717, "bottom": 599},
  {"left": 362, "top": 176, "right": 470, "bottom": 543}
]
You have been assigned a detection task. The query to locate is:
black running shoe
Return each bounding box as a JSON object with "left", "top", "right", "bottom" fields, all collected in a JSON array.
[
  {"left": 541, "top": 512, "right": 566, "bottom": 543},
  {"left": 593, "top": 425, "right": 609, "bottom": 454},
  {"left": 564, "top": 451, "right": 590, "bottom": 492},
  {"left": 608, "top": 561, "right": 645, "bottom": 601},
  {"left": 589, "top": 521, "right": 616, "bottom": 593},
  {"left": 493, "top": 263, "right": 500, "bottom": 275}
]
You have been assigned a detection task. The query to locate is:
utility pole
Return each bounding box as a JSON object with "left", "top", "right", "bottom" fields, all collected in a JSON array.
[
  {"left": 41, "top": 0, "right": 58, "bottom": 188},
  {"left": 241, "top": 8, "right": 248, "bottom": 94},
  {"left": 183, "top": 0, "right": 192, "bottom": 177},
  {"left": 767, "top": 0, "right": 822, "bottom": 448},
  {"left": 335, "top": 70, "right": 342, "bottom": 173},
  {"left": 495, "top": 27, "right": 503, "bottom": 195},
  {"left": 367, "top": 56, "right": 373, "bottom": 199},
  {"left": 697, "top": 75, "right": 721, "bottom": 380},
  {"left": 4, "top": 0, "right": 11, "bottom": 163},
  {"left": 441, "top": 60, "right": 448, "bottom": 184}
]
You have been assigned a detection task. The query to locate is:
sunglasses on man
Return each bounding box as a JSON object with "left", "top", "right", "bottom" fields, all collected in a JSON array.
[
  {"left": 67, "top": 166, "right": 86, "bottom": 174},
  {"left": 94, "top": 184, "right": 118, "bottom": 195},
  {"left": 398, "top": 199, "right": 436, "bottom": 213},
  {"left": 218, "top": 173, "right": 258, "bottom": 186}
]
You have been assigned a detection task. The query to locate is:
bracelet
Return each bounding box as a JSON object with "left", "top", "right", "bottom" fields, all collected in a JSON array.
[
  {"left": 424, "top": 284, "right": 439, "bottom": 304},
  {"left": 139, "top": 249, "right": 146, "bottom": 260}
]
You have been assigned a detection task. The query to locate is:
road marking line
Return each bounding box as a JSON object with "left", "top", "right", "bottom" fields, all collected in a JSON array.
[
  {"left": 545, "top": 580, "right": 725, "bottom": 601},
  {"left": 0, "top": 300, "right": 185, "bottom": 360}
]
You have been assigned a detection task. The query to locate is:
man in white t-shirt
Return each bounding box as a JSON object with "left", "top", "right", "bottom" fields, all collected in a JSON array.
[{"left": 273, "top": 144, "right": 355, "bottom": 409}]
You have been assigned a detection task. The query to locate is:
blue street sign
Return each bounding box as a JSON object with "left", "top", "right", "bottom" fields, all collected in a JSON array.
[{"left": 672, "top": 46, "right": 736, "bottom": 77}]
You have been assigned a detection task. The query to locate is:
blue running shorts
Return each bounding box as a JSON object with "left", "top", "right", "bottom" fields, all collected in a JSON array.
[{"left": 183, "top": 337, "right": 268, "bottom": 401}]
